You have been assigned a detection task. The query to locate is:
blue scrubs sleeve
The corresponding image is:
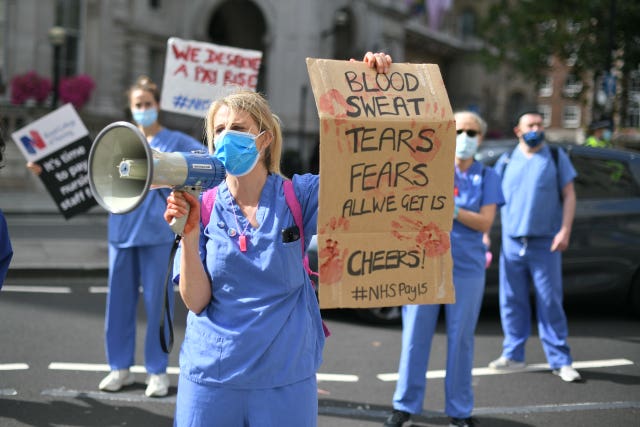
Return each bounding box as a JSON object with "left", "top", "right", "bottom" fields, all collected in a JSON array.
[
  {"left": 556, "top": 148, "right": 577, "bottom": 188},
  {"left": 482, "top": 167, "right": 505, "bottom": 207},
  {"left": 292, "top": 173, "right": 319, "bottom": 251},
  {"left": 0, "top": 210, "right": 13, "bottom": 289}
]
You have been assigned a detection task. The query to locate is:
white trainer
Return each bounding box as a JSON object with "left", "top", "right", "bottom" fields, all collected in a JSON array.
[
  {"left": 488, "top": 356, "right": 526, "bottom": 370},
  {"left": 553, "top": 365, "right": 582, "bottom": 382},
  {"left": 145, "top": 373, "right": 170, "bottom": 397},
  {"left": 99, "top": 369, "right": 135, "bottom": 392}
]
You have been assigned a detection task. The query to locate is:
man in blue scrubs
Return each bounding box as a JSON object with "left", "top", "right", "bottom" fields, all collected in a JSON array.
[{"left": 489, "top": 111, "right": 581, "bottom": 382}]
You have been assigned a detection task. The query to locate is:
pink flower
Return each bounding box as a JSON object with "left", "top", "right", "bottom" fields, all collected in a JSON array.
[
  {"left": 59, "top": 74, "right": 96, "bottom": 109},
  {"left": 10, "top": 71, "right": 52, "bottom": 105}
]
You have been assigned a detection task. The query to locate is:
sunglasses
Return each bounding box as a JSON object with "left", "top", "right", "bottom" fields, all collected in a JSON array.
[{"left": 456, "top": 129, "right": 478, "bottom": 137}]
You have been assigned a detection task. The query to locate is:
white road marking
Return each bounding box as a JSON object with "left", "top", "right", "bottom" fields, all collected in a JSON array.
[
  {"left": 317, "top": 373, "right": 359, "bottom": 382},
  {"left": 0, "top": 363, "right": 29, "bottom": 371},
  {"left": 49, "top": 362, "right": 360, "bottom": 383},
  {"left": 49, "top": 362, "right": 180, "bottom": 375},
  {"left": 377, "top": 358, "right": 634, "bottom": 381},
  {"left": 48, "top": 362, "right": 358, "bottom": 382},
  {"left": 1, "top": 286, "right": 71, "bottom": 293}
]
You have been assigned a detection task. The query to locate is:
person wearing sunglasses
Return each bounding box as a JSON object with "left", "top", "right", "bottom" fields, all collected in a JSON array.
[{"left": 385, "top": 111, "right": 504, "bottom": 427}]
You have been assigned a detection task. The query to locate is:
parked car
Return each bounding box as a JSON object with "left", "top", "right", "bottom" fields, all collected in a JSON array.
[{"left": 308, "top": 141, "right": 640, "bottom": 324}]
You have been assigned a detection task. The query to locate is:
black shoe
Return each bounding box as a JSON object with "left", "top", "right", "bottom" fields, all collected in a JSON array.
[
  {"left": 383, "top": 409, "right": 411, "bottom": 427},
  {"left": 449, "top": 417, "right": 477, "bottom": 427}
]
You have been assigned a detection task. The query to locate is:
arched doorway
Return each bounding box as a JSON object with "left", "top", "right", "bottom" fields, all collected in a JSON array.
[{"left": 208, "top": 0, "right": 267, "bottom": 93}]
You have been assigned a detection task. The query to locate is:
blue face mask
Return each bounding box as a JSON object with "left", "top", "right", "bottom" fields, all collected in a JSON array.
[
  {"left": 455, "top": 133, "right": 479, "bottom": 159},
  {"left": 132, "top": 108, "right": 158, "bottom": 128},
  {"left": 214, "top": 129, "right": 265, "bottom": 176},
  {"left": 522, "top": 130, "right": 545, "bottom": 147},
  {"left": 602, "top": 129, "right": 612, "bottom": 141}
]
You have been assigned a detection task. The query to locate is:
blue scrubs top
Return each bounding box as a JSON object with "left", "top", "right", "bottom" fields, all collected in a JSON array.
[
  {"left": 108, "top": 129, "right": 204, "bottom": 247},
  {"left": 452, "top": 161, "right": 504, "bottom": 277},
  {"left": 0, "top": 210, "right": 13, "bottom": 289},
  {"left": 176, "top": 173, "right": 325, "bottom": 389},
  {"left": 495, "top": 144, "right": 576, "bottom": 238}
]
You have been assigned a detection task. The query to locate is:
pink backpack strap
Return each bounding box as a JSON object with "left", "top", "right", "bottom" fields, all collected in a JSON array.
[
  {"left": 284, "top": 180, "right": 330, "bottom": 337},
  {"left": 283, "top": 180, "right": 304, "bottom": 257},
  {"left": 200, "top": 187, "right": 218, "bottom": 228},
  {"left": 200, "top": 180, "right": 329, "bottom": 337}
]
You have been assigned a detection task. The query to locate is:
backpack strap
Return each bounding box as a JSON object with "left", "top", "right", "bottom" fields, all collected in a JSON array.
[
  {"left": 200, "top": 180, "right": 329, "bottom": 337},
  {"left": 200, "top": 187, "right": 218, "bottom": 228},
  {"left": 283, "top": 179, "right": 329, "bottom": 337},
  {"left": 500, "top": 145, "right": 563, "bottom": 201},
  {"left": 283, "top": 180, "right": 305, "bottom": 257}
]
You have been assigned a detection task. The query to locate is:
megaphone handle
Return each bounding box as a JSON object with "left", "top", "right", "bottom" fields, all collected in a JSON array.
[{"left": 169, "top": 186, "right": 201, "bottom": 235}]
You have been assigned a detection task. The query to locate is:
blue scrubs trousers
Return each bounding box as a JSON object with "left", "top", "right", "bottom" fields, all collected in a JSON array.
[
  {"left": 393, "top": 273, "right": 485, "bottom": 418},
  {"left": 499, "top": 236, "right": 572, "bottom": 368},
  {"left": 174, "top": 375, "right": 318, "bottom": 427},
  {"left": 105, "top": 243, "right": 174, "bottom": 374}
]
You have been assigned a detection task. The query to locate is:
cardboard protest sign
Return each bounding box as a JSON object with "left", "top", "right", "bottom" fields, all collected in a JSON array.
[
  {"left": 160, "top": 37, "right": 262, "bottom": 117},
  {"left": 11, "top": 103, "right": 96, "bottom": 219},
  {"left": 306, "top": 58, "right": 455, "bottom": 309}
]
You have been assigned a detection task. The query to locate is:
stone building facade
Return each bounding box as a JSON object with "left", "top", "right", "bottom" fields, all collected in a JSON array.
[{"left": 1, "top": 0, "right": 536, "bottom": 194}]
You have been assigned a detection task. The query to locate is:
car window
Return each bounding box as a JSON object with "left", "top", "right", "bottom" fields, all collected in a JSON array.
[{"left": 571, "top": 153, "right": 640, "bottom": 199}]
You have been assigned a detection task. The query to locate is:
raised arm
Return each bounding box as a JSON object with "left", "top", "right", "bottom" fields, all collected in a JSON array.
[{"left": 164, "top": 191, "right": 212, "bottom": 313}]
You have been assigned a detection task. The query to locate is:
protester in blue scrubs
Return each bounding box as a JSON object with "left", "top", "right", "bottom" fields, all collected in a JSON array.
[
  {"left": 164, "top": 52, "right": 392, "bottom": 427},
  {"left": 488, "top": 111, "right": 581, "bottom": 383},
  {"left": 384, "top": 111, "right": 504, "bottom": 427},
  {"left": 98, "top": 76, "right": 205, "bottom": 397},
  {"left": 0, "top": 136, "right": 13, "bottom": 289}
]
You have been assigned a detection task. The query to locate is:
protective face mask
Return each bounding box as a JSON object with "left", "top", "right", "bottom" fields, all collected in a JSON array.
[
  {"left": 214, "top": 129, "right": 265, "bottom": 176},
  {"left": 522, "top": 130, "right": 545, "bottom": 147},
  {"left": 132, "top": 108, "right": 158, "bottom": 128},
  {"left": 455, "top": 132, "right": 479, "bottom": 159},
  {"left": 602, "top": 129, "right": 612, "bottom": 141}
]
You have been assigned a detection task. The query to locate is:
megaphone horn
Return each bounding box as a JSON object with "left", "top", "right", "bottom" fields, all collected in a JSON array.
[{"left": 88, "top": 121, "right": 225, "bottom": 235}]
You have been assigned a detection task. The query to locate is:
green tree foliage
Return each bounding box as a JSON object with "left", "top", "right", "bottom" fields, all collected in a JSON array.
[{"left": 478, "top": 0, "right": 640, "bottom": 85}]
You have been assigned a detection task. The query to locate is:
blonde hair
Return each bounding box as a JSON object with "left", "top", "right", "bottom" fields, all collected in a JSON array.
[{"left": 205, "top": 90, "right": 283, "bottom": 175}]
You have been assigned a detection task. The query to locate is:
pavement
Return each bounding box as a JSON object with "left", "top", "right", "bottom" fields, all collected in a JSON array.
[{"left": 1, "top": 189, "right": 109, "bottom": 277}]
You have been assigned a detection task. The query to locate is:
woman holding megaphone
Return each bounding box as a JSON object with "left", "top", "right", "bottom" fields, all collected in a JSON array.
[
  {"left": 96, "top": 76, "right": 205, "bottom": 397},
  {"left": 163, "top": 52, "right": 392, "bottom": 426}
]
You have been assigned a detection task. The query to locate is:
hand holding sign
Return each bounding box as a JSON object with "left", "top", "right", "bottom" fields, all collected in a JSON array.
[
  {"left": 11, "top": 104, "right": 97, "bottom": 219},
  {"left": 306, "top": 58, "right": 456, "bottom": 309}
]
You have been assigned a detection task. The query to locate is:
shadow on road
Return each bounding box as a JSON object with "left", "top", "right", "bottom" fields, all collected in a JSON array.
[
  {"left": 0, "top": 396, "right": 172, "bottom": 427},
  {"left": 319, "top": 397, "right": 534, "bottom": 426}
]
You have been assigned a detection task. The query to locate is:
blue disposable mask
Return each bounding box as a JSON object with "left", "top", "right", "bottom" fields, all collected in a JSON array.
[
  {"left": 522, "top": 130, "right": 545, "bottom": 147},
  {"left": 455, "top": 132, "right": 479, "bottom": 159},
  {"left": 132, "top": 108, "right": 158, "bottom": 128},
  {"left": 602, "top": 129, "right": 612, "bottom": 141},
  {"left": 214, "top": 129, "right": 265, "bottom": 176}
]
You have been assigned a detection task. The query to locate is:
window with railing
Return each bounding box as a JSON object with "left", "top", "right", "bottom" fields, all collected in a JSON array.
[
  {"left": 539, "top": 76, "right": 553, "bottom": 97},
  {"left": 626, "top": 69, "right": 640, "bottom": 128},
  {"left": 0, "top": 0, "right": 6, "bottom": 95},
  {"left": 54, "top": 0, "right": 82, "bottom": 77},
  {"left": 562, "top": 105, "right": 581, "bottom": 128},
  {"left": 563, "top": 74, "right": 583, "bottom": 98},
  {"left": 538, "top": 104, "right": 552, "bottom": 127}
]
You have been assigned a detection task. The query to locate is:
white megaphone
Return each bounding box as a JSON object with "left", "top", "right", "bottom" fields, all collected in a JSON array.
[{"left": 88, "top": 121, "right": 225, "bottom": 235}]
